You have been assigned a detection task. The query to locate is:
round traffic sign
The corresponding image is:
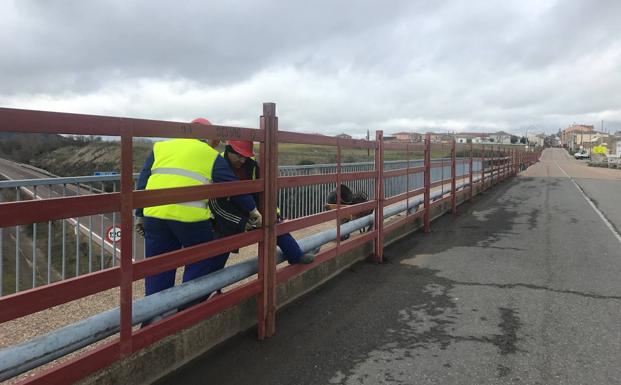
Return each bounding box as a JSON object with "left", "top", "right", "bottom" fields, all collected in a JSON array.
[{"left": 105, "top": 226, "right": 122, "bottom": 243}]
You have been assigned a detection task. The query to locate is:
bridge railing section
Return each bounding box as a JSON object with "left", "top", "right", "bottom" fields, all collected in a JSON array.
[
  {"left": 0, "top": 105, "right": 270, "bottom": 384},
  {"left": 0, "top": 157, "right": 485, "bottom": 297},
  {"left": 0, "top": 104, "right": 539, "bottom": 385},
  {"left": 0, "top": 175, "right": 139, "bottom": 295}
]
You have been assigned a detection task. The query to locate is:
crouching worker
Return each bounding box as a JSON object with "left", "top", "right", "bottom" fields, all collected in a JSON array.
[
  {"left": 209, "top": 140, "right": 316, "bottom": 265},
  {"left": 135, "top": 118, "right": 261, "bottom": 324}
]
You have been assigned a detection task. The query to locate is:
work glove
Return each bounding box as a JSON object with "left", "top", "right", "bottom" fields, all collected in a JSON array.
[
  {"left": 247, "top": 208, "right": 263, "bottom": 229},
  {"left": 135, "top": 217, "right": 145, "bottom": 238}
]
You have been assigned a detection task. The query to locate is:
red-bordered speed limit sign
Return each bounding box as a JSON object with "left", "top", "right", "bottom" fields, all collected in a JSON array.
[{"left": 105, "top": 226, "right": 122, "bottom": 243}]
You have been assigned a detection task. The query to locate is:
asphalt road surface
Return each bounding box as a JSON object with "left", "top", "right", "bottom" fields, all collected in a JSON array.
[{"left": 157, "top": 148, "right": 621, "bottom": 385}]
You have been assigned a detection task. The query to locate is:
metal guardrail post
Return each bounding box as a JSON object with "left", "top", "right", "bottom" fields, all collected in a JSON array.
[
  {"left": 120, "top": 122, "right": 135, "bottom": 355},
  {"left": 451, "top": 139, "right": 456, "bottom": 215},
  {"left": 374, "top": 130, "right": 384, "bottom": 263},
  {"left": 259, "top": 102, "right": 278, "bottom": 338},
  {"left": 423, "top": 133, "right": 431, "bottom": 234}
]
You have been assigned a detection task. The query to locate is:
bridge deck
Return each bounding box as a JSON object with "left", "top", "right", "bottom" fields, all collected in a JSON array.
[{"left": 157, "top": 149, "right": 621, "bottom": 385}]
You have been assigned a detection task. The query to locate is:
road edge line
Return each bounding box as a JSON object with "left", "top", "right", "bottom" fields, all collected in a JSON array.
[{"left": 555, "top": 160, "right": 621, "bottom": 244}]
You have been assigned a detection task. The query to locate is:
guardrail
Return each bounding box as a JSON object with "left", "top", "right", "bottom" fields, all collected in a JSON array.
[{"left": 0, "top": 104, "right": 540, "bottom": 385}]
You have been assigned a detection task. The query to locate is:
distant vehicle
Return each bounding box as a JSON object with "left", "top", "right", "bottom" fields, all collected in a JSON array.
[{"left": 574, "top": 150, "right": 590, "bottom": 160}]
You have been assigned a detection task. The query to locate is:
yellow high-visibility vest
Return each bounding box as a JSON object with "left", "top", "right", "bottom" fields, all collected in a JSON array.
[{"left": 144, "top": 139, "right": 218, "bottom": 222}]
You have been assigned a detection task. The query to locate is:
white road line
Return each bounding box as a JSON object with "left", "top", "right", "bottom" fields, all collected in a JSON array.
[
  {"left": 553, "top": 160, "right": 571, "bottom": 178},
  {"left": 554, "top": 160, "right": 621, "bottom": 244}
]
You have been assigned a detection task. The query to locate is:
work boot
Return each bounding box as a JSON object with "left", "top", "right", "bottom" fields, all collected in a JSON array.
[{"left": 298, "top": 253, "right": 315, "bottom": 264}]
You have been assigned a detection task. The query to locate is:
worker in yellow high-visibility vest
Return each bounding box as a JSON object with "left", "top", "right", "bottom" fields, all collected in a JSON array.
[
  {"left": 209, "top": 140, "right": 315, "bottom": 264},
  {"left": 135, "top": 118, "right": 262, "bottom": 301}
]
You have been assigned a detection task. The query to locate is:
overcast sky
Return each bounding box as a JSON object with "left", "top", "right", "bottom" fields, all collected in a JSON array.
[{"left": 1, "top": 0, "right": 620, "bottom": 137}]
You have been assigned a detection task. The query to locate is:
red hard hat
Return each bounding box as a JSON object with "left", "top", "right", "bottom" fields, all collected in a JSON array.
[
  {"left": 191, "top": 117, "right": 212, "bottom": 126},
  {"left": 228, "top": 140, "right": 255, "bottom": 158},
  {"left": 191, "top": 117, "right": 220, "bottom": 147}
]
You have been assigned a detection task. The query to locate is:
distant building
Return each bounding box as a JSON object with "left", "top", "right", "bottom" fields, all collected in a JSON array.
[
  {"left": 424, "top": 133, "right": 454, "bottom": 143},
  {"left": 526, "top": 133, "right": 546, "bottom": 147},
  {"left": 336, "top": 133, "right": 352, "bottom": 140},
  {"left": 454, "top": 132, "right": 491, "bottom": 144},
  {"left": 489, "top": 131, "right": 513, "bottom": 144},
  {"left": 382, "top": 135, "right": 397, "bottom": 142},
  {"left": 560, "top": 124, "right": 595, "bottom": 150},
  {"left": 392, "top": 132, "right": 422, "bottom": 142}
]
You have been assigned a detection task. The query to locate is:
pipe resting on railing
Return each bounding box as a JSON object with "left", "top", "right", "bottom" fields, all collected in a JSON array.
[{"left": 0, "top": 176, "right": 488, "bottom": 381}]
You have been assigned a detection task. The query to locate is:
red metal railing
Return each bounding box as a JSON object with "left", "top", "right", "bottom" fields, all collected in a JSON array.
[{"left": 0, "top": 104, "right": 541, "bottom": 384}]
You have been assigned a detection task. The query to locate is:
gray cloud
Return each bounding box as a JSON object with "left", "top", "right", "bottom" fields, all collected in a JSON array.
[{"left": 1, "top": 0, "right": 620, "bottom": 136}]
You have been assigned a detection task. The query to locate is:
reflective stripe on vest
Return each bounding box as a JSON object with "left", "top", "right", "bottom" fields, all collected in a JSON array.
[
  {"left": 151, "top": 167, "right": 209, "bottom": 184},
  {"left": 144, "top": 139, "right": 218, "bottom": 222}
]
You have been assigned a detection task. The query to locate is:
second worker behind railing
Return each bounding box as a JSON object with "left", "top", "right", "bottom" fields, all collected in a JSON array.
[{"left": 209, "top": 139, "right": 316, "bottom": 265}]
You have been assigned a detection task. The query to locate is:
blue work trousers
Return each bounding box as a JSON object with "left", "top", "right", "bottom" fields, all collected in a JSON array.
[
  {"left": 143, "top": 217, "right": 229, "bottom": 296},
  {"left": 278, "top": 233, "right": 304, "bottom": 264}
]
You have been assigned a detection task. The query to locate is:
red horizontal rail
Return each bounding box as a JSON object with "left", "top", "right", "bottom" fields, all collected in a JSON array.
[
  {"left": 276, "top": 230, "right": 376, "bottom": 284},
  {"left": 430, "top": 162, "right": 448, "bottom": 168},
  {"left": 277, "top": 174, "right": 336, "bottom": 189},
  {"left": 132, "top": 280, "right": 262, "bottom": 352},
  {"left": 133, "top": 179, "right": 263, "bottom": 209},
  {"left": 337, "top": 229, "right": 377, "bottom": 255},
  {"left": 133, "top": 231, "right": 262, "bottom": 280},
  {"left": 0, "top": 108, "right": 265, "bottom": 142},
  {"left": 276, "top": 210, "right": 337, "bottom": 235},
  {"left": 0, "top": 193, "right": 120, "bottom": 227},
  {"left": 429, "top": 178, "right": 452, "bottom": 189},
  {"left": 382, "top": 209, "right": 425, "bottom": 235},
  {"left": 0, "top": 107, "right": 123, "bottom": 136},
  {"left": 17, "top": 340, "right": 120, "bottom": 385},
  {"left": 430, "top": 195, "right": 453, "bottom": 207},
  {"left": 0, "top": 267, "right": 119, "bottom": 323},
  {"left": 132, "top": 122, "right": 264, "bottom": 142},
  {"left": 339, "top": 200, "right": 377, "bottom": 219},
  {"left": 275, "top": 200, "right": 376, "bottom": 235},
  {"left": 278, "top": 131, "right": 337, "bottom": 146},
  {"left": 338, "top": 137, "right": 376, "bottom": 149},
  {"left": 383, "top": 166, "right": 425, "bottom": 178},
  {"left": 382, "top": 142, "right": 410, "bottom": 151},
  {"left": 278, "top": 171, "right": 377, "bottom": 189},
  {"left": 383, "top": 188, "right": 424, "bottom": 207},
  {"left": 341, "top": 170, "right": 376, "bottom": 181},
  {"left": 278, "top": 130, "right": 376, "bottom": 148}
]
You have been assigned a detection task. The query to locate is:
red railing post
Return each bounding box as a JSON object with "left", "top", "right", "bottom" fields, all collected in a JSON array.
[
  {"left": 336, "top": 137, "right": 342, "bottom": 253},
  {"left": 374, "top": 131, "right": 384, "bottom": 263},
  {"left": 469, "top": 142, "right": 473, "bottom": 200},
  {"left": 119, "top": 122, "right": 134, "bottom": 355},
  {"left": 406, "top": 143, "right": 410, "bottom": 218},
  {"left": 492, "top": 146, "right": 496, "bottom": 186},
  {"left": 258, "top": 102, "right": 278, "bottom": 338},
  {"left": 423, "top": 133, "right": 431, "bottom": 233},
  {"left": 500, "top": 147, "right": 504, "bottom": 181},
  {"left": 481, "top": 145, "right": 485, "bottom": 190},
  {"left": 451, "top": 138, "right": 456, "bottom": 215}
]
